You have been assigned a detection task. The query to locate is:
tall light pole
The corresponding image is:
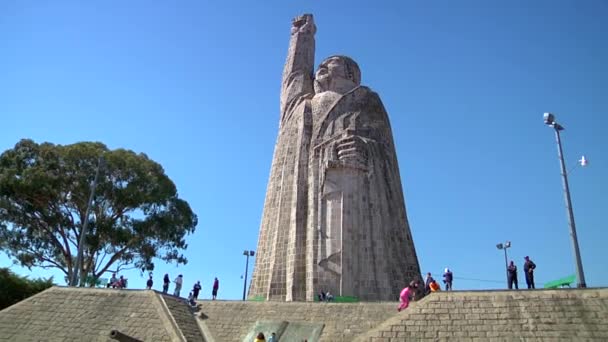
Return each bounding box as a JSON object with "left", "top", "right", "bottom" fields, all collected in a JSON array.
[
  {"left": 70, "top": 156, "right": 105, "bottom": 287},
  {"left": 242, "top": 250, "right": 255, "bottom": 301},
  {"left": 496, "top": 241, "right": 511, "bottom": 287},
  {"left": 543, "top": 112, "right": 586, "bottom": 288}
]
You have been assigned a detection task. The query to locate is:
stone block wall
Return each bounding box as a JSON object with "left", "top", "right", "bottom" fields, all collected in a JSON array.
[
  {"left": 198, "top": 300, "right": 396, "bottom": 341},
  {"left": 198, "top": 289, "right": 608, "bottom": 341},
  {"left": 355, "top": 288, "right": 608, "bottom": 341}
]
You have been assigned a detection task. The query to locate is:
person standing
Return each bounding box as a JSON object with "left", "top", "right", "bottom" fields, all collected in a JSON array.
[
  {"left": 163, "top": 273, "right": 170, "bottom": 294},
  {"left": 192, "top": 281, "right": 202, "bottom": 300},
  {"left": 146, "top": 275, "right": 154, "bottom": 290},
  {"left": 212, "top": 277, "right": 219, "bottom": 300},
  {"left": 174, "top": 274, "right": 184, "bottom": 297},
  {"left": 424, "top": 272, "right": 435, "bottom": 295},
  {"left": 443, "top": 268, "right": 453, "bottom": 291},
  {"left": 523, "top": 256, "right": 536, "bottom": 289},
  {"left": 507, "top": 261, "right": 518, "bottom": 290},
  {"left": 267, "top": 332, "right": 277, "bottom": 342}
]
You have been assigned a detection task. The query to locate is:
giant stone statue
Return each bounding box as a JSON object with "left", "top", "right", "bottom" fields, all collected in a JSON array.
[{"left": 249, "top": 14, "right": 421, "bottom": 301}]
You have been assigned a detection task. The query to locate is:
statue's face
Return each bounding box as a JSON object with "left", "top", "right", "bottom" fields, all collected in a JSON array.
[
  {"left": 315, "top": 57, "right": 346, "bottom": 83},
  {"left": 314, "top": 57, "right": 359, "bottom": 94}
]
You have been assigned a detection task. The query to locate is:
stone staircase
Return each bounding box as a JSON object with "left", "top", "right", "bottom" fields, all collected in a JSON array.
[
  {"left": 355, "top": 288, "right": 608, "bottom": 341},
  {"left": 196, "top": 288, "right": 608, "bottom": 341},
  {"left": 197, "top": 300, "right": 397, "bottom": 341}
]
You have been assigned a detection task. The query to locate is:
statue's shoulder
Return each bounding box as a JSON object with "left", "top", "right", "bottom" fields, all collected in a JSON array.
[
  {"left": 359, "top": 85, "right": 373, "bottom": 93},
  {"left": 348, "top": 86, "right": 381, "bottom": 101},
  {"left": 346, "top": 86, "right": 385, "bottom": 110}
]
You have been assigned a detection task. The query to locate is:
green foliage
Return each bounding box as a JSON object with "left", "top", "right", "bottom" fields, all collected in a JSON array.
[
  {"left": 0, "top": 267, "right": 53, "bottom": 310},
  {"left": 0, "top": 139, "right": 198, "bottom": 285},
  {"left": 83, "top": 275, "right": 106, "bottom": 287}
]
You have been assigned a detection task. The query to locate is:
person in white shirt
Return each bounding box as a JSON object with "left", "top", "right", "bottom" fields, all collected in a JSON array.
[{"left": 174, "top": 274, "right": 183, "bottom": 297}]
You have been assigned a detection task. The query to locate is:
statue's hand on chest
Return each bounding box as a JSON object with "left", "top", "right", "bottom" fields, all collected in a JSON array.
[{"left": 333, "top": 133, "right": 368, "bottom": 167}]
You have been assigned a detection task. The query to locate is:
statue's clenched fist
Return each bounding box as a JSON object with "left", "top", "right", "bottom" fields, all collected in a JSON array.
[{"left": 291, "top": 13, "right": 316, "bottom": 35}]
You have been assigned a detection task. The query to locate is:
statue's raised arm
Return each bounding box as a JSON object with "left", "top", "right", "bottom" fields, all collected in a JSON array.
[{"left": 280, "top": 14, "right": 316, "bottom": 122}]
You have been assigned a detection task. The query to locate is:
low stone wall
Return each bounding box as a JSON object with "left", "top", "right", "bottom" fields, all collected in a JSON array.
[
  {"left": 197, "top": 300, "right": 396, "bottom": 341},
  {"left": 355, "top": 288, "right": 608, "bottom": 341}
]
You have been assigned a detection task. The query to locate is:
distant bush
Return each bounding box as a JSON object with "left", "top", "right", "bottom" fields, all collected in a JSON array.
[{"left": 0, "top": 268, "right": 53, "bottom": 310}]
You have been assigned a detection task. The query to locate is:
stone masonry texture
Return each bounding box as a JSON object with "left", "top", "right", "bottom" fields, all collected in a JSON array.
[
  {"left": 161, "top": 294, "right": 206, "bottom": 341},
  {"left": 198, "top": 300, "right": 397, "bottom": 341},
  {"left": 198, "top": 288, "right": 608, "bottom": 341},
  {"left": 355, "top": 288, "right": 608, "bottom": 342},
  {"left": 1, "top": 287, "right": 606, "bottom": 341},
  {"left": 0, "top": 287, "right": 205, "bottom": 342},
  {"left": 249, "top": 13, "right": 421, "bottom": 302}
]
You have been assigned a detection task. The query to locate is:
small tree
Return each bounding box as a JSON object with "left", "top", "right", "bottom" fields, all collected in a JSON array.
[
  {"left": 0, "top": 139, "right": 198, "bottom": 285},
  {"left": 0, "top": 267, "right": 53, "bottom": 309}
]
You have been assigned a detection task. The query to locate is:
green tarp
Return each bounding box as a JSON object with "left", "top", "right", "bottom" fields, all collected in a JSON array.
[{"left": 544, "top": 274, "right": 576, "bottom": 288}]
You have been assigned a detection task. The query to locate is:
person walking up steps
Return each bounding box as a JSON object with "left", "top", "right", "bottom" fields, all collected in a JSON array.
[
  {"left": 397, "top": 281, "right": 419, "bottom": 312},
  {"left": 254, "top": 332, "right": 265, "bottom": 342},
  {"left": 192, "top": 281, "right": 202, "bottom": 300}
]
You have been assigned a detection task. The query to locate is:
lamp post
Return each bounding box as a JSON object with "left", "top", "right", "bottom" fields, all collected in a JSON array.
[
  {"left": 242, "top": 250, "right": 255, "bottom": 301},
  {"left": 70, "top": 156, "right": 105, "bottom": 287},
  {"left": 496, "top": 241, "right": 511, "bottom": 287},
  {"left": 543, "top": 112, "right": 586, "bottom": 288}
]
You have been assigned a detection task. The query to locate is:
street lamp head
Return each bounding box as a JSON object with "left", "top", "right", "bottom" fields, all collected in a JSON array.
[
  {"left": 544, "top": 112, "right": 564, "bottom": 130},
  {"left": 250, "top": 250, "right": 255, "bottom": 256},
  {"left": 496, "top": 243, "right": 504, "bottom": 250},
  {"left": 543, "top": 112, "right": 555, "bottom": 126},
  {"left": 243, "top": 250, "right": 249, "bottom": 255},
  {"left": 505, "top": 241, "right": 511, "bottom": 248}
]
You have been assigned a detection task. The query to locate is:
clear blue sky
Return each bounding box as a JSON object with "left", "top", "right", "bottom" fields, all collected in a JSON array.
[{"left": 1, "top": 0, "right": 607, "bottom": 299}]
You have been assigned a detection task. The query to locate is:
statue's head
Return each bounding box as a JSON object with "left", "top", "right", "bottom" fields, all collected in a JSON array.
[{"left": 314, "top": 55, "right": 361, "bottom": 94}]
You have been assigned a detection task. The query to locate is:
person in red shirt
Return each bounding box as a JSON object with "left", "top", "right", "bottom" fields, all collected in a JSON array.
[{"left": 212, "top": 277, "right": 219, "bottom": 300}]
